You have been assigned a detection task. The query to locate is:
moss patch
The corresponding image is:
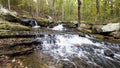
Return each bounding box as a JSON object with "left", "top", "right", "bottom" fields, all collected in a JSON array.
[
  {"left": 37, "top": 18, "right": 51, "bottom": 27},
  {"left": 0, "top": 21, "right": 30, "bottom": 31}
]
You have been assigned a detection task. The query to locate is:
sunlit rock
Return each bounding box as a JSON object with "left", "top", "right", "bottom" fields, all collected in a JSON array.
[
  {"left": 102, "top": 23, "right": 120, "bottom": 32},
  {"left": 0, "top": 5, "right": 18, "bottom": 22}
]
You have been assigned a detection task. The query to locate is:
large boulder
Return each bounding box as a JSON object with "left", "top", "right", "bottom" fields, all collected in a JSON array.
[
  {"left": 37, "top": 18, "right": 50, "bottom": 27},
  {"left": 101, "top": 23, "right": 120, "bottom": 32},
  {"left": 0, "top": 6, "right": 18, "bottom": 22},
  {"left": 92, "top": 23, "right": 120, "bottom": 34},
  {"left": 1, "top": 13, "right": 18, "bottom": 22},
  {"left": 37, "top": 17, "right": 56, "bottom": 27}
]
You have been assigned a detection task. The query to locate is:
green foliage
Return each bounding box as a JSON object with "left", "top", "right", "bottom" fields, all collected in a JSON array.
[{"left": 0, "top": 0, "right": 120, "bottom": 23}]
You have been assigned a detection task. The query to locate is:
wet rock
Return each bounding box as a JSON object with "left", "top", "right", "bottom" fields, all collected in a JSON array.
[
  {"left": 20, "top": 17, "right": 40, "bottom": 28},
  {"left": 93, "top": 34, "right": 105, "bottom": 40},
  {"left": 104, "top": 36, "right": 120, "bottom": 44},
  {"left": 0, "top": 38, "right": 39, "bottom": 56},
  {"left": 110, "top": 31, "right": 120, "bottom": 39},
  {"left": 104, "top": 49, "right": 114, "bottom": 58}
]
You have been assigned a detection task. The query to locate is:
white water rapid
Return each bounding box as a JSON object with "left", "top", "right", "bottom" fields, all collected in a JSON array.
[
  {"left": 35, "top": 33, "right": 120, "bottom": 68},
  {"left": 52, "top": 24, "right": 66, "bottom": 31}
]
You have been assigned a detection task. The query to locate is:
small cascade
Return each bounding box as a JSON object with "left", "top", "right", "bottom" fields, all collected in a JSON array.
[
  {"left": 51, "top": 24, "right": 66, "bottom": 31},
  {"left": 32, "top": 20, "right": 40, "bottom": 28},
  {"left": 35, "top": 33, "right": 120, "bottom": 68}
]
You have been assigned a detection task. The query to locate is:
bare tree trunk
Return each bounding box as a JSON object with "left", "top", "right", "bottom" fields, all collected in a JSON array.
[
  {"left": 52, "top": 0, "right": 55, "bottom": 19},
  {"left": 77, "top": 0, "right": 81, "bottom": 27},
  {"left": 30, "top": 0, "right": 33, "bottom": 18},
  {"left": 104, "top": 0, "right": 107, "bottom": 13},
  {"left": 8, "top": 0, "right": 10, "bottom": 10},
  {"left": 95, "top": 0, "right": 100, "bottom": 22},
  {"left": 110, "top": 0, "right": 113, "bottom": 16},
  {"left": 36, "top": 0, "right": 39, "bottom": 19},
  {"left": 62, "top": 0, "right": 64, "bottom": 21},
  {"left": 96, "top": 0, "right": 100, "bottom": 14},
  {"left": 40, "top": 0, "right": 44, "bottom": 17}
]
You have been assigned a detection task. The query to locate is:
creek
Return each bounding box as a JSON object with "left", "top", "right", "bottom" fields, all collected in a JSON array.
[{"left": 22, "top": 24, "right": 120, "bottom": 68}]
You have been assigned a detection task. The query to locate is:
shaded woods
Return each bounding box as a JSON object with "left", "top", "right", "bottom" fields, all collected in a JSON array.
[{"left": 0, "top": 0, "right": 120, "bottom": 23}]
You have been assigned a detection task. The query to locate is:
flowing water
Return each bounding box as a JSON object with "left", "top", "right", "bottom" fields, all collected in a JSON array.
[
  {"left": 22, "top": 24, "right": 120, "bottom": 68},
  {"left": 32, "top": 20, "right": 40, "bottom": 28},
  {"left": 32, "top": 33, "right": 120, "bottom": 68},
  {"left": 51, "top": 24, "right": 66, "bottom": 31}
]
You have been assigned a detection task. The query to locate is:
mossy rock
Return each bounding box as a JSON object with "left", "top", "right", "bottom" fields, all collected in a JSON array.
[
  {"left": 65, "top": 23, "right": 77, "bottom": 28},
  {"left": 79, "top": 23, "right": 92, "bottom": 29},
  {"left": 10, "top": 23, "right": 30, "bottom": 31},
  {"left": 37, "top": 18, "right": 51, "bottom": 27},
  {"left": 0, "top": 21, "right": 30, "bottom": 31},
  {"left": 78, "top": 27, "right": 92, "bottom": 33},
  {"left": 93, "top": 34, "right": 105, "bottom": 40},
  {"left": 62, "top": 21, "right": 77, "bottom": 28},
  {"left": 0, "top": 31, "right": 15, "bottom": 37},
  {"left": 0, "top": 13, "right": 18, "bottom": 22}
]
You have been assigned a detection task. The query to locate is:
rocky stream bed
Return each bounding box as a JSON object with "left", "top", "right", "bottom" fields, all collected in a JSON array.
[
  {"left": 0, "top": 6, "right": 120, "bottom": 68},
  {"left": 0, "top": 28, "right": 119, "bottom": 68}
]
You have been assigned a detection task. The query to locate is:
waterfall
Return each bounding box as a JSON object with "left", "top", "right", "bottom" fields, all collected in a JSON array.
[
  {"left": 32, "top": 20, "right": 40, "bottom": 28},
  {"left": 35, "top": 33, "right": 120, "bottom": 68}
]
